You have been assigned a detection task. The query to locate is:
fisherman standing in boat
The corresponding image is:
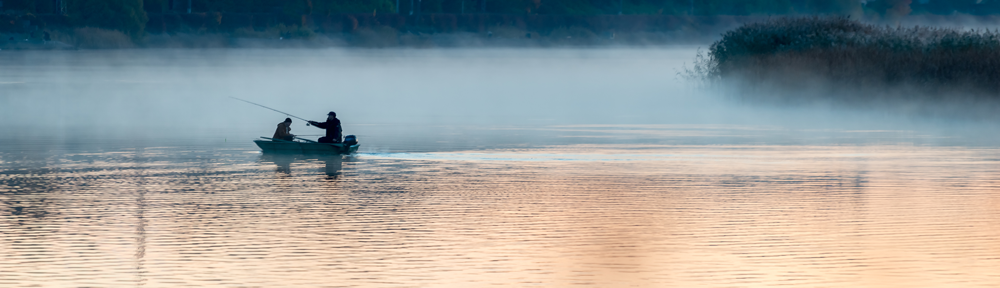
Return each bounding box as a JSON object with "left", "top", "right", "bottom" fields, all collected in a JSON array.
[
  {"left": 309, "top": 112, "right": 343, "bottom": 143},
  {"left": 273, "top": 118, "right": 295, "bottom": 141}
]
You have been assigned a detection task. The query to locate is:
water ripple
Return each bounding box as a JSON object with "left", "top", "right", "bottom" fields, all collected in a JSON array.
[{"left": 1, "top": 144, "right": 999, "bottom": 287}]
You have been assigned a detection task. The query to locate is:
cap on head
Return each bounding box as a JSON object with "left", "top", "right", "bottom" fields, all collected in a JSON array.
[
  {"left": 327, "top": 111, "right": 337, "bottom": 117},
  {"left": 284, "top": 117, "right": 292, "bottom": 122}
]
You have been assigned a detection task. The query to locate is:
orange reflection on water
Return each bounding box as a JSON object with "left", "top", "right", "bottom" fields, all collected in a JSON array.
[{"left": 1, "top": 144, "right": 999, "bottom": 287}]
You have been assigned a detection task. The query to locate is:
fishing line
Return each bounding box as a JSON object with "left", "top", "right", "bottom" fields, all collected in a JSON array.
[{"left": 230, "top": 96, "right": 311, "bottom": 123}]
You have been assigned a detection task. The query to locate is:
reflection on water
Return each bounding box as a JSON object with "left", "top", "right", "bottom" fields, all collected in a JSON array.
[
  {"left": 1, "top": 125, "right": 999, "bottom": 287},
  {"left": 260, "top": 153, "right": 344, "bottom": 178}
]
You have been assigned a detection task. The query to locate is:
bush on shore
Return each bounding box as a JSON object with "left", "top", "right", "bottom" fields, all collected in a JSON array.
[
  {"left": 72, "top": 27, "right": 135, "bottom": 48},
  {"left": 698, "top": 17, "right": 1000, "bottom": 98},
  {"left": 233, "top": 24, "right": 316, "bottom": 39},
  {"left": 67, "top": 0, "right": 148, "bottom": 39}
]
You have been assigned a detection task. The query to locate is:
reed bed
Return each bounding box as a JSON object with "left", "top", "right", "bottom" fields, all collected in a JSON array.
[{"left": 702, "top": 17, "right": 1000, "bottom": 98}]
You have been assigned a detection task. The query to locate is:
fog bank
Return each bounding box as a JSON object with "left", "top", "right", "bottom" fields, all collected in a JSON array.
[{"left": 2, "top": 48, "right": 999, "bottom": 150}]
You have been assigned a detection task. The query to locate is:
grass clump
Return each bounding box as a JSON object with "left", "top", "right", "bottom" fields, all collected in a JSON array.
[{"left": 696, "top": 17, "right": 1000, "bottom": 99}]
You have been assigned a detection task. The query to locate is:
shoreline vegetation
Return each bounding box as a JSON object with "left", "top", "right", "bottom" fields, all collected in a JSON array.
[
  {"left": 6, "top": 0, "right": 1000, "bottom": 49},
  {"left": 688, "top": 17, "right": 1000, "bottom": 118},
  {"left": 8, "top": 13, "right": 1000, "bottom": 50},
  {"left": 2, "top": 13, "right": 776, "bottom": 49}
]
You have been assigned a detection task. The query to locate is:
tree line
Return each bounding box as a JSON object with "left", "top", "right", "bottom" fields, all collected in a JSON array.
[
  {"left": 4, "top": 0, "right": 1000, "bottom": 40},
  {"left": 5, "top": 0, "right": 1000, "bottom": 16}
]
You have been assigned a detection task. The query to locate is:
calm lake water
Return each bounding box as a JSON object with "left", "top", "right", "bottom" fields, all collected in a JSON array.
[{"left": 2, "top": 49, "right": 1000, "bottom": 287}]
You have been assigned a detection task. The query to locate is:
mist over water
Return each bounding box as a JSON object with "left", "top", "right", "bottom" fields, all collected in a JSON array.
[
  {"left": 6, "top": 48, "right": 1000, "bottom": 149},
  {"left": 4, "top": 48, "right": 1000, "bottom": 148},
  {"left": 2, "top": 48, "right": 1000, "bottom": 287}
]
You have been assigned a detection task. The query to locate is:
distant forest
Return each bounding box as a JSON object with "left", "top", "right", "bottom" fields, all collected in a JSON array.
[
  {"left": 5, "top": 0, "right": 1000, "bottom": 49},
  {"left": 5, "top": 0, "right": 1000, "bottom": 17}
]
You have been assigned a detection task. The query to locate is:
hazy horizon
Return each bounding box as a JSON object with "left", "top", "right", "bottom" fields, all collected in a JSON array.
[{"left": 4, "top": 47, "right": 999, "bottom": 147}]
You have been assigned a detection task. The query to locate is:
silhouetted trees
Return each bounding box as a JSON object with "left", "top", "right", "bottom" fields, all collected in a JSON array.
[
  {"left": 909, "top": 0, "right": 1000, "bottom": 15},
  {"left": 67, "top": 0, "right": 147, "bottom": 38},
  {"left": 9, "top": 0, "right": 1000, "bottom": 41},
  {"left": 6, "top": 0, "right": 1000, "bottom": 16}
]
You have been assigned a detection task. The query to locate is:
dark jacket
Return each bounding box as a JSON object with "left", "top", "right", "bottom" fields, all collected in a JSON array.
[{"left": 311, "top": 118, "right": 342, "bottom": 140}]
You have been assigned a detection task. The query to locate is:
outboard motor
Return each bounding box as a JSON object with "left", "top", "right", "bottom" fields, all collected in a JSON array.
[{"left": 344, "top": 135, "right": 358, "bottom": 146}]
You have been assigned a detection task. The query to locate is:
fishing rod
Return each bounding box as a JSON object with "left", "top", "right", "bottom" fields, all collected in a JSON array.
[{"left": 230, "top": 97, "right": 312, "bottom": 124}]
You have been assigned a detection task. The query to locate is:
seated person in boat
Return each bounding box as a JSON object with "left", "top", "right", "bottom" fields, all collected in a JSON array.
[
  {"left": 308, "top": 111, "right": 342, "bottom": 143},
  {"left": 272, "top": 118, "right": 295, "bottom": 141}
]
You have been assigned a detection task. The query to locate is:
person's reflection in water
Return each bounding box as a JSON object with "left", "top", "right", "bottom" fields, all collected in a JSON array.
[
  {"left": 261, "top": 154, "right": 294, "bottom": 175},
  {"left": 321, "top": 156, "right": 343, "bottom": 179},
  {"left": 260, "top": 154, "right": 344, "bottom": 178}
]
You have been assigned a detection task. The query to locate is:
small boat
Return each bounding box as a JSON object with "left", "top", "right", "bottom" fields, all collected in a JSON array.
[{"left": 254, "top": 137, "right": 360, "bottom": 154}]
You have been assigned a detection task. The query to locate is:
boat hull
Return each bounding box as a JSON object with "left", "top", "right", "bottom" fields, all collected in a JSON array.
[{"left": 254, "top": 140, "right": 359, "bottom": 154}]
